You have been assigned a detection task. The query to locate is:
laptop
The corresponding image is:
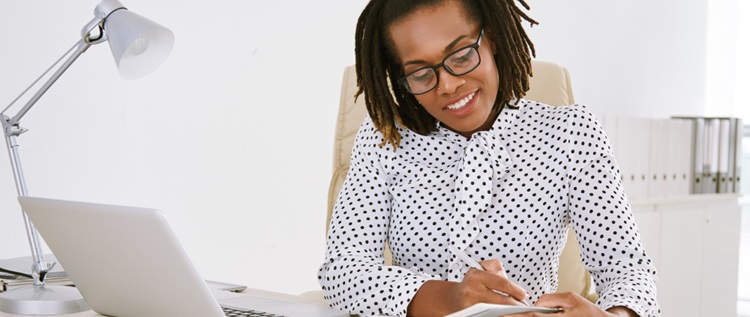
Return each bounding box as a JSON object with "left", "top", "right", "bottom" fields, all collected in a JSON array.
[{"left": 18, "top": 196, "right": 349, "bottom": 317}]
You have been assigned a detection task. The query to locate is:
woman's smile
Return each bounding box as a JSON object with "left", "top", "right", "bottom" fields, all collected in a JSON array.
[{"left": 445, "top": 91, "right": 476, "bottom": 110}]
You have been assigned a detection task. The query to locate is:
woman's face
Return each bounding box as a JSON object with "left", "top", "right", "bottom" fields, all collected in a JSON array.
[{"left": 388, "top": 0, "right": 499, "bottom": 138}]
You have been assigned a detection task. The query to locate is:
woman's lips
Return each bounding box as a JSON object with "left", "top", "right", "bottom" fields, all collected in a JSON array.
[
  {"left": 443, "top": 91, "right": 478, "bottom": 117},
  {"left": 445, "top": 91, "right": 477, "bottom": 110}
]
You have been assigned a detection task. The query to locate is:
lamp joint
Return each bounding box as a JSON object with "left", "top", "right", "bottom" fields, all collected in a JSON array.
[{"left": 1, "top": 116, "right": 27, "bottom": 137}]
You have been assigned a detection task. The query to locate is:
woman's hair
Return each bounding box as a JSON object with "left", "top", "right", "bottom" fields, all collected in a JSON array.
[{"left": 354, "top": 0, "right": 537, "bottom": 148}]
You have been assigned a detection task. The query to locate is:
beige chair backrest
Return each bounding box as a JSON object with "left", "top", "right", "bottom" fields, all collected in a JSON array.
[{"left": 327, "top": 60, "right": 597, "bottom": 301}]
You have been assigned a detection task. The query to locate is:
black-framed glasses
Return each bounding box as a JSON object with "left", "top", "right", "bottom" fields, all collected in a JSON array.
[{"left": 397, "top": 28, "right": 484, "bottom": 95}]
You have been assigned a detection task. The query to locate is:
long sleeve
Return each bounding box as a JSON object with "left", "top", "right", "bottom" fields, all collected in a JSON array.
[
  {"left": 318, "top": 119, "right": 435, "bottom": 317},
  {"left": 565, "top": 107, "right": 660, "bottom": 316}
]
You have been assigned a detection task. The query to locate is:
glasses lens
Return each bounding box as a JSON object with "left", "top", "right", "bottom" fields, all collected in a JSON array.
[
  {"left": 405, "top": 67, "right": 437, "bottom": 94},
  {"left": 445, "top": 46, "right": 480, "bottom": 76}
]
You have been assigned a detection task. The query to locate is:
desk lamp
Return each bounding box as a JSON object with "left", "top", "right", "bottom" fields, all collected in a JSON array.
[{"left": 0, "top": 0, "right": 174, "bottom": 314}]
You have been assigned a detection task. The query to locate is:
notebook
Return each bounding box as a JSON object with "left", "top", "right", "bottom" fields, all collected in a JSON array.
[{"left": 18, "top": 196, "right": 348, "bottom": 317}]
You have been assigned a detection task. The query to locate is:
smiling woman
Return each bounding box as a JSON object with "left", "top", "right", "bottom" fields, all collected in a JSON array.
[{"left": 318, "top": 1, "right": 659, "bottom": 317}]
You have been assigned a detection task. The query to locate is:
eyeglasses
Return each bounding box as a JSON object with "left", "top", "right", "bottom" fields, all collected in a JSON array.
[{"left": 397, "top": 28, "right": 484, "bottom": 95}]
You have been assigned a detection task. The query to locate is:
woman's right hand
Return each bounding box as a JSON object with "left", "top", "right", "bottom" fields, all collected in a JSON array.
[
  {"left": 407, "top": 259, "right": 528, "bottom": 316},
  {"left": 454, "top": 259, "right": 528, "bottom": 307}
]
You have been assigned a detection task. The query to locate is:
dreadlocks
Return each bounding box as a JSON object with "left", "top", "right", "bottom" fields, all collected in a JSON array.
[{"left": 354, "top": 0, "right": 537, "bottom": 149}]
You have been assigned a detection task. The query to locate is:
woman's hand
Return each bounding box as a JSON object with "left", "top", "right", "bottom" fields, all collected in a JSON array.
[
  {"left": 462, "top": 259, "right": 528, "bottom": 306},
  {"left": 407, "top": 259, "right": 528, "bottom": 316},
  {"left": 521, "top": 292, "right": 637, "bottom": 317}
]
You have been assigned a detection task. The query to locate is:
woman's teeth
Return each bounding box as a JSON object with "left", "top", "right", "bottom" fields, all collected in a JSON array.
[{"left": 446, "top": 92, "right": 476, "bottom": 110}]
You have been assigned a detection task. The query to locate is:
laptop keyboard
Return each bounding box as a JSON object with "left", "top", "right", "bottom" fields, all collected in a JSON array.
[{"left": 222, "top": 307, "right": 285, "bottom": 317}]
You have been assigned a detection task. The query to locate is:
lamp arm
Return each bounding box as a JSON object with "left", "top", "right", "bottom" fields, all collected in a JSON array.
[
  {"left": 3, "top": 39, "right": 92, "bottom": 127},
  {"left": 3, "top": 134, "right": 49, "bottom": 283}
]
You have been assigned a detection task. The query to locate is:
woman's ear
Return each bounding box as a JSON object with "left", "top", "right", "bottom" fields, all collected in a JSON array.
[{"left": 485, "top": 29, "right": 497, "bottom": 55}]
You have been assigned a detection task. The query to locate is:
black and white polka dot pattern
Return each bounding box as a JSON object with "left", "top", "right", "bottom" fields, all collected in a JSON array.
[{"left": 318, "top": 100, "right": 659, "bottom": 317}]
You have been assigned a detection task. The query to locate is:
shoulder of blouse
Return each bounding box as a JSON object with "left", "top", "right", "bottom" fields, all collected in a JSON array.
[
  {"left": 519, "top": 100, "right": 604, "bottom": 137},
  {"left": 518, "top": 99, "right": 594, "bottom": 121},
  {"left": 349, "top": 116, "right": 400, "bottom": 166},
  {"left": 519, "top": 99, "right": 614, "bottom": 157}
]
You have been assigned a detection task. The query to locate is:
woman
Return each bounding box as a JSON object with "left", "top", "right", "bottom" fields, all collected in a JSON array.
[{"left": 318, "top": 0, "right": 659, "bottom": 316}]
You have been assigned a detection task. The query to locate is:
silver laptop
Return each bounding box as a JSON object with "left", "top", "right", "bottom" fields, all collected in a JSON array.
[{"left": 18, "top": 196, "right": 348, "bottom": 317}]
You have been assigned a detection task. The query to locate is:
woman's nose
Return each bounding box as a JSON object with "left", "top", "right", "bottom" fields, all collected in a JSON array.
[{"left": 436, "top": 68, "right": 465, "bottom": 95}]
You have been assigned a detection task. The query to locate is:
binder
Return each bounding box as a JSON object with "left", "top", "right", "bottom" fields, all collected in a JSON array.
[
  {"left": 695, "top": 118, "right": 706, "bottom": 194},
  {"left": 731, "top": 118, "right": 743, "bottom": 193},
  {"left": 616, "top": 115, "right": 651, "bottom": 200},
  {"left": 648, "top": 119, "right": 670, "bottom": 198},
  {"left": 666, "top": 118, "right": 694, "bottom": 196},
  {"left": 717, "top": 118, "right": 731, "bottom": 193},
  {"left": 677, "top": 119, "right": 695, "bottom": 195},
  {"left": 672, "top": 116, "right": 704, "bottom": 194},
  {"left": 704, "top": 118, "right": 721, "bottom": 194}
]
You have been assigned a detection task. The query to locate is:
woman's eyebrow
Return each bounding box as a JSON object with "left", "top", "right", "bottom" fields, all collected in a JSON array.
[
  {"left": 403, "top": 34, "right": 470, "bottom": 68},
  {"left": 443, "top": 34, "right": 470, "bottom": 53}
]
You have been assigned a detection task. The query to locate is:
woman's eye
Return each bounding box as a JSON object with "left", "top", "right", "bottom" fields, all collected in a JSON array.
[
  {"left": 449, "top": 48, "right": 475, "bottom": 65},
  {"left": 410, "top": 69, "right": 434, "bottom": 83}
]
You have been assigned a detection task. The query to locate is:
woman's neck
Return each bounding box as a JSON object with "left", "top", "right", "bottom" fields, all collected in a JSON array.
[{"left": 453, "top": 105, "right": 504, "bottom": 139}]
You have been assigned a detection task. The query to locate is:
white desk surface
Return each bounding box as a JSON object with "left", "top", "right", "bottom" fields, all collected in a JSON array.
[{"left": 0, "top": 287, "right": 331, "bottom": 316}]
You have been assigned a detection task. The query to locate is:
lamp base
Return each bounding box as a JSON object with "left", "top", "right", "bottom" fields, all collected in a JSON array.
[{"left": 0, "top": 284, "right": 89, "bottom": 315}]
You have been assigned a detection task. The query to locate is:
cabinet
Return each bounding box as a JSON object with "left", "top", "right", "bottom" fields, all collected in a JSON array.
[{"left": 631, "top": 194, "right": 741, "bottom": 317}]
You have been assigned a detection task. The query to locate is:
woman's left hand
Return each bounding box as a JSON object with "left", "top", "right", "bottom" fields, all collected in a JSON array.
[{"left": 517, "top": 292, "right": 637, "bottom": 317}]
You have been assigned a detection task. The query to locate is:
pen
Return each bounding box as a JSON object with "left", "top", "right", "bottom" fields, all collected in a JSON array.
[{"left": 449, "top": 245, "right": 531, "bottom": 306}]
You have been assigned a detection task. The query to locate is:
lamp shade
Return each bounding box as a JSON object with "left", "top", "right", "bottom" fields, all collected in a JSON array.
[{"left": 103, "top": 8, "right": 174, "bottom": 80}]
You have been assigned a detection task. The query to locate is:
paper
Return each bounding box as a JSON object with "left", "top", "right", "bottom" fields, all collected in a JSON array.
[
  {"left": 0, "top": 254, "right": 72, "bottom": 292},
  {"left": 0, "top": 254, "right": 67, "bottom": 279},
  {"left": 444, "top": 303, "right": 562, "bottom": 317}
]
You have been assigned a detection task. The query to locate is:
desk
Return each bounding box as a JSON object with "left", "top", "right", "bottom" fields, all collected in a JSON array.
[{"left": 0, "top": 287, "right": 332, "bottom": 316}]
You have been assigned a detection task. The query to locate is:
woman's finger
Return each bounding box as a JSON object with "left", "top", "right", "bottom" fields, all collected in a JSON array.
[
  {"left": 464, "top": 267, "right": 528, "bottom": 303},
  {"left": 479, "top": 259, "right": 508, "bottom": 277}
]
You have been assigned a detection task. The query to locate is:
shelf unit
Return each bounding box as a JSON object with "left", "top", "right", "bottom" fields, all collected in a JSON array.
[{"left": 631, "top": 194, "right": 742, "bottom": 317}]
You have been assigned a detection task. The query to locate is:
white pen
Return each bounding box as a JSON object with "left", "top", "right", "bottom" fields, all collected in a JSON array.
[{"left": 449, "top": 245, "right": 531, "bottom": 306}]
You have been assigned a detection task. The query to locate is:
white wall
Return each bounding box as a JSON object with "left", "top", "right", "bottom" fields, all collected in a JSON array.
[
  {"left": 0, "top": 0, "right": 729, "bottom": 296},
  {"left": 526, "top": 0, "right": 712, "bottom": 118},
  {"left": 705, "top": 0, "right": 739, "bottom": 118}
]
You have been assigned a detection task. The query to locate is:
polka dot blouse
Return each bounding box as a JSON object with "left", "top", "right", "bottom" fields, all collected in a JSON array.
[{"left": 318, "top": 100, "right": 659, "bottom": 317}]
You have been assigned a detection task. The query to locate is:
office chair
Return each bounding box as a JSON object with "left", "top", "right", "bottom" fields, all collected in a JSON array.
[{"left": 325, "top": 60, "right": 598, "bottom": 302}]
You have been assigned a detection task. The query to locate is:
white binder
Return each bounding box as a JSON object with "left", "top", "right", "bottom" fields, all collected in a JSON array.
[
  {"left": 648, "top": 118, "right": 670, "bottom": 198},
  {"left": 717, "top": 118, "right": 731, "bottom": 193},
  {"left": 616, "top": 115, "right": 651, "bottom": 200},
  {"left": 704, "top": 118, "right": 721, "bottom": 194}
]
